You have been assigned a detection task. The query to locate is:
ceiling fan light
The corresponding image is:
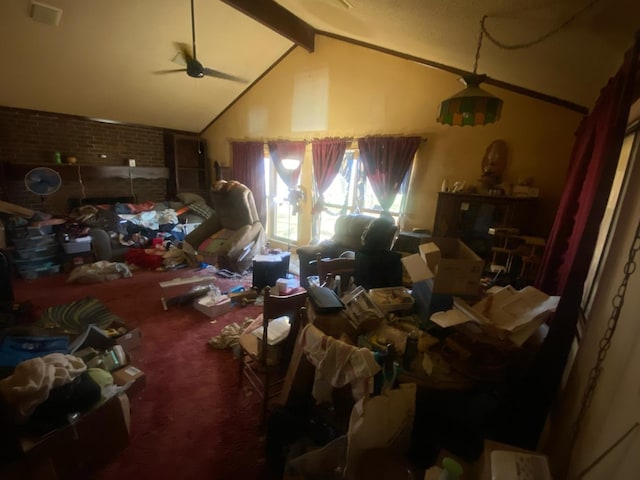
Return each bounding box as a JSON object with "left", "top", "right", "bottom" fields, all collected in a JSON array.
[{"left": 437, "top": 80, "right": 503, "bottom": 126}]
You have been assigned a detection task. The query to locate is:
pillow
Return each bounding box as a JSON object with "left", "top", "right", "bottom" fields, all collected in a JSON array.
[
  {"left": 176, "top": 192, "right": 207, "bottom": 205},
  {"left": 189, "top": 202, "right": 214, "bottom": 219}
]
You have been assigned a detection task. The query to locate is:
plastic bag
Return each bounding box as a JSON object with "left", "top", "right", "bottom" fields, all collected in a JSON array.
[{"left": 344, "top": 383, "right": 416, "bottom": 478}]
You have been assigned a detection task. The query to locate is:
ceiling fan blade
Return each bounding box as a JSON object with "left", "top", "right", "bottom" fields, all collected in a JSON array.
[
  {"left": 175, "top": 42, "right": 194, "bottom": 62},
  {"left": 161, "top": 2, "right": 243, "bottom": 82},
  {"left": 202, "top": 67, "right": 249, "bottom": 83},
  {"left": 154, "top": 68, "right": 188, "bottom": 75},
  {"left": 172, "top": 50, "right": 187, "bottom": 67}
]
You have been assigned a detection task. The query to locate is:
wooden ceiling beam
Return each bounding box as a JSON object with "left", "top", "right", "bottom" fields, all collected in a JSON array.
[{"left": 222, "top": 0, "right": 315, "bottom": 52}]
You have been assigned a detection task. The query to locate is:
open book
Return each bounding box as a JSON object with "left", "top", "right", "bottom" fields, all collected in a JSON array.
[{"left": 430, "top": 286, "right": 559, "bottom": 346}]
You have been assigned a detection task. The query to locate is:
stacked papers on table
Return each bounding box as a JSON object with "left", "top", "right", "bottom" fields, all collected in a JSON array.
[{"left": 430, "top": 286, "right": 559, "bottom": 346}]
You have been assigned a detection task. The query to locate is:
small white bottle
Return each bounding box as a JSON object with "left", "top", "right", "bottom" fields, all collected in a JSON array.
[{"left": 441, "top": 179, "right": 450, "bottom": 192}]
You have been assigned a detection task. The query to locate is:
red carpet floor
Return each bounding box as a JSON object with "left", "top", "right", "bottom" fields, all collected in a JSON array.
[{"left": 13, "top": 267, "right": 276, "bottom": 480}]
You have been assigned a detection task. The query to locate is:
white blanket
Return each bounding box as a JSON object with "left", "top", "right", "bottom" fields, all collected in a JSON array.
[{"left": 0, "top": 353, "right": 87, "bottom": 422}]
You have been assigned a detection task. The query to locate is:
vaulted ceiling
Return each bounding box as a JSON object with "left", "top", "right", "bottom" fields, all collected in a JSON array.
[{"left": 0, "top": 0, "right": 637, "bottom": 132}]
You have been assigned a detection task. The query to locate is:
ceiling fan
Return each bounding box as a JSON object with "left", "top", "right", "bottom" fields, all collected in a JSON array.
[{"left": 155, "top": 0, "right": 248, "bottom": 83}]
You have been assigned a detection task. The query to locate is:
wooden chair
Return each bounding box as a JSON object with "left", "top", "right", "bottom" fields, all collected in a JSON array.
[
  {"left": 314, "top": 253, "right": 357, "bottom": 295},
  {"left": 237, "top": 286, "right": 308, "bottom": 426}
]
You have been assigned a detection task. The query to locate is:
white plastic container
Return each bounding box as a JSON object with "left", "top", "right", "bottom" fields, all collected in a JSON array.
[{"left": 63, "top": 236, "right": 92, "bottom": 254}]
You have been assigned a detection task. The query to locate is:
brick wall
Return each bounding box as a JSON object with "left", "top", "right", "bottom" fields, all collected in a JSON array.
[{"left": 0, "top": 106, "right": 191, "bottom": 213}]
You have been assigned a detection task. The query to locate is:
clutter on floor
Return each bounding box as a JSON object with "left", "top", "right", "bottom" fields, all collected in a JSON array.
[
  {"left": 0, "top": 293, "right": 145, "bottom": 478},
  {"left": 1, "top": 187, "right": 558, "bottom": 478},
  {"left": 269, "top": 237, "right": 558, "bottom": 478}
]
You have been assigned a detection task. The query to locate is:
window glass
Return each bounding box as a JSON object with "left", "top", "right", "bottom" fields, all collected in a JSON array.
[
  {"left": 317, "top": 148, "right": 412, "bottom": 241},
  {"left": 582, "top": 131, "right": 637, "bottom": 315},
  {"left": 265, "top": 154, "right": 299, "bottom": 244}
]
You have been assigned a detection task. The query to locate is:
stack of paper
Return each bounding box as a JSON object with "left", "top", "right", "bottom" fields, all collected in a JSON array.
[{"left": 430, "top": 286, "right": 559, "bottom": 346}]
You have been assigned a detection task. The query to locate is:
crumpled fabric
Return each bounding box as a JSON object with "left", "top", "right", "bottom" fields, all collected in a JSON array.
[
  {"left": 0, "top": 353, "right": 87, "bottom": 422},
  {"left": 208, "top": 318, "right": 253, "bottom": 349},
  {"left": 127, "top": 209, "right": 179, "bottom": 231},
  {"left": 157, "top": 209, "right": 179, "bottom": 226},
  {"left": 301, "top": 324, "right": 380, "bottom": 405},
  {"left": 128, "top": 210, "right": 160, "bottom": 230},
  {"left": 67, "top": 261, "right": 133, "bottom": 283},
  {"left": 162, "top": 246, "right": 189, "bottom": 269}
]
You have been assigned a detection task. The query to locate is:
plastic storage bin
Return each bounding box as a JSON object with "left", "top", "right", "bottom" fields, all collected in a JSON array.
[
  {"left": 12, "top": 234, "right": 57, "bottom": 250},
  {"left": 62, "top": 236, "right": 92, "bottom": 254},
  {"left": 17, "top": 262, "right": 62, "bottom": 280},
  {"left": 369, "top": 287, "right": 415, "bottom": 313},
  {"left": 13, "top": 243, "right": 60, "bottom": 260}
]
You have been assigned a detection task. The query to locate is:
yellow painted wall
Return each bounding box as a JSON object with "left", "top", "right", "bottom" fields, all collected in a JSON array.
[{"left": 202, "top": 35, "right": 583, "bottom": 246}]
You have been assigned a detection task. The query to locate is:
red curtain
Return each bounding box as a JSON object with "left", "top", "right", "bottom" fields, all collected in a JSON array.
[
  {"left": 535, "top": 42, "right": 640, "bottom": 297},
  {"left": 357, "top": 136, "right": 421, "bottom": 214},
  {"left": 311, "top": 138, "right": 350, "bottom": 241},
  {"left": 267, "top": 141, "right": 306, "bottom": 188},
  {"left": 512, "top": 38, "right": 640, "bottom": 450},
  {"left": 311, "top": 138, "right": 349, "bottom": 212},
  {"left": 231, "top": 141, "right": 266, "bottom": 226}
]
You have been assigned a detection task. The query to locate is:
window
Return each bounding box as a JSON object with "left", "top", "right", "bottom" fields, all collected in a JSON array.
[
  {"left": 581, "top": 128, "right": 639, "bottom": 316},
  {"left": 317, "top": 148, "right": 412, "bottom": 241},
  {"left": 265, "top": 153, "right": 299, "bottom": 245}
]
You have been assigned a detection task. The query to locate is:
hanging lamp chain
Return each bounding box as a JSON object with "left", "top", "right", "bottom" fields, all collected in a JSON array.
[
  {"left": 472, "top": 16, "right": 487, "bottom": 74},
  {"left": 480, "top": 0, "right": 603, "bottom": 51},
  {"left": 570, "top": 213, "right": 640, "bottom": 447}
]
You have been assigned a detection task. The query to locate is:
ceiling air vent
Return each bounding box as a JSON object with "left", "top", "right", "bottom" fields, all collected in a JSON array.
[{"left": 30, "top": 1, "right": 63, "bottom": 26}]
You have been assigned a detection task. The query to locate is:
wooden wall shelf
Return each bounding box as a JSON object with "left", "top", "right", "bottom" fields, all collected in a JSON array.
[{"left": 1, "top": 162, "right": 169, "bottom": 181}]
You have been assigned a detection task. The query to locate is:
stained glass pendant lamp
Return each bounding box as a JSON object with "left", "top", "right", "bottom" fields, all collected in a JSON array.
[{"left": 437, "top": 20, "right": 503, "bottom": 126}]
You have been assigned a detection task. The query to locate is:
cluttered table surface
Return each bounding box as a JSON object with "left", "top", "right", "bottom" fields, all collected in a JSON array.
[
  {"left": 279, "top": 279, "right": 559, "bottom": 417},
  {"left": 276, "top": 275, "right": 559, "bottom": 478}
]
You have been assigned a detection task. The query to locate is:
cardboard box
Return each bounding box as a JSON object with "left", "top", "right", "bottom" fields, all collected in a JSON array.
[
  {"left": 478, "top": 439, "right": 551, "bottom": 480},
  {"left": 114, "top": 327, "right": 142, "bottom": 352},
  {"left": 193, "top": 295, "right": 233, "bottom": 318},
  {"left": 0, "top": 447, "right": 58, "bottom": 480},
  {"left": 112, "top": 365, "right": 146, "bottom": 396},
  {"left": 401, "top": 237, "right": 483, "bottom": 296},
  {"left": 15, "top": 393, "right": 130, "bottom": 479},
  {"left": 70, "top": 322, "right": 142, "bottom": 354}
]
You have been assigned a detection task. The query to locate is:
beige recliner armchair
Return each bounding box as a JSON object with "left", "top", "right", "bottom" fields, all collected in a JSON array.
[{"left": 185, "top": 180, "right": 267, "bottom": 274}]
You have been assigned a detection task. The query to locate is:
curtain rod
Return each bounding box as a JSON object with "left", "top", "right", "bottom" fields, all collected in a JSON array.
[{"left": 227, "top": 135, "right": 428, "bottom": 143}]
